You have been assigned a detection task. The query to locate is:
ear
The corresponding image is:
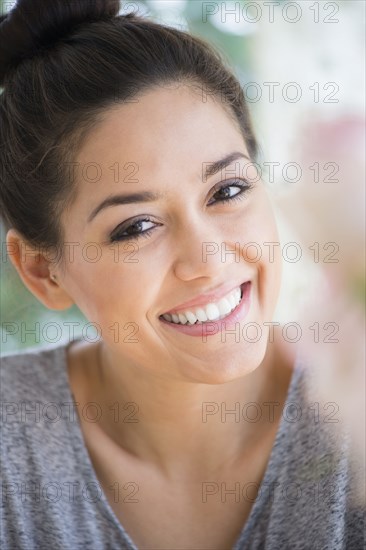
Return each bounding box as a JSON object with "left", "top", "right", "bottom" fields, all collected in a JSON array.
[{"left": 5, "top": 229, "right": 74, "bottom": 311}]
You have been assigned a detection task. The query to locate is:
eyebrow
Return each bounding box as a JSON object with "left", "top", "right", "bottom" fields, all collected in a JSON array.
[{"left": 87, "top": 151, "right": 250, "bottom": 223}]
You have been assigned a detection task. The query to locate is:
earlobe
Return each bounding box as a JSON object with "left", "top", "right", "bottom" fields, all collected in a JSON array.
[{"left": 5, "top": 228, "right": 74, "bottom": 311}]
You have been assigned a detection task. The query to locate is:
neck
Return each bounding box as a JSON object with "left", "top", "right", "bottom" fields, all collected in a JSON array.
[{"left": 74, "top": 335, "right": 289, "bottom": 479}]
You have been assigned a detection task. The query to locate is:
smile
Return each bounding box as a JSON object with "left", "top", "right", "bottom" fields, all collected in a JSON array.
[
  {"left": 158, "top": 281, "right": 252, "bottom": 337},
  {"left": 160, "top": 285, "right": 243, "bottom": 325}
]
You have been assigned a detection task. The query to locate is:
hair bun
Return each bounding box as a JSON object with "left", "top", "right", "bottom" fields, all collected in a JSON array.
[{"left": 0, "top": 0, "right": 121, "bottom": 85}]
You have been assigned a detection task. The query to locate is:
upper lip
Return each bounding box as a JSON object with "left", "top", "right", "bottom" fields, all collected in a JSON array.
[{"left": 161, "top": 279, "right": 251, "bottom": 316}]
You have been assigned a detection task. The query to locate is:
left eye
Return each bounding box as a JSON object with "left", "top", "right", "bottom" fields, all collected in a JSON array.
[
  {"left": 109, "top": 179, "right": 255, "bottom": 244},
  {"left": 207, "top": 179, "right": 254, "bottom": 206}
]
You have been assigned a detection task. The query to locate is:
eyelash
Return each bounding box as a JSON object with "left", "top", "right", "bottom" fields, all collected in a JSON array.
[{"left": 109, "top": 179, "right": 254, "bottom": 243}]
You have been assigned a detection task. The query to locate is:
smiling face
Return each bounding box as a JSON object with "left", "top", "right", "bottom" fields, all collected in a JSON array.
[{"left": 58, "top": 83, "right": 282, "bottom": 384}]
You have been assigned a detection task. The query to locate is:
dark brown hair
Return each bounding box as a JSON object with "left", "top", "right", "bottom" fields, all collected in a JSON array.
[{"left": 0, "top": 0, "right": 258, "bottom": 268}]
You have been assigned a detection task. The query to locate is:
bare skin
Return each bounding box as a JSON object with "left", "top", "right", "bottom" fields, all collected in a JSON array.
[
  {"left": 7, "top": 83, "right": 295, "bottom": 548},
  {"left": 65, "top": 326, "right": 294, "bottom": 549}
]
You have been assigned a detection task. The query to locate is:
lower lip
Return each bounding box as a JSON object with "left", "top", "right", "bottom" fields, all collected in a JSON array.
[{"left": 158, "top": 282, "right": 252, "bottom": 337}]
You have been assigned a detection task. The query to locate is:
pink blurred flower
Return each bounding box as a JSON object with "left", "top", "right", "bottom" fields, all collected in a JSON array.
[{"left": 274, "top": 115, "right": 365, "bottom": 504}]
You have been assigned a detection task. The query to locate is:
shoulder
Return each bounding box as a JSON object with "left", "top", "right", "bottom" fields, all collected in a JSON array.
[
  {"left": 1, "top": 342, "right": 79, "bottom": 477},
  {"left": 0, "top": 343, "right": 75, "bottom": 441},
  {"left": 1, "top": 343, "right": 68, "bottom": 402}
]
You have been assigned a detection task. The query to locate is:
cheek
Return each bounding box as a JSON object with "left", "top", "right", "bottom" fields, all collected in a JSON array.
[
  {"left": 73, "top": 255, "right": 160, "bottom": 325},
  {"left": 62, "top": 255, "right": 126, "bottom": 323},
  {"left": 241, "top": 192, "right": 282, "bottom": 312},
  {"left": 236, "top": 192, "right": 280, "bottom": 260},
  {"left": 255, "top": 196, "right": 282, "bottom": 281}
]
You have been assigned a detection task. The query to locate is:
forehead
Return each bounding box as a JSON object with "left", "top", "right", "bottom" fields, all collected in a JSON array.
[{"left": 75, "top": 84, "right": 246, "bottom": 178}]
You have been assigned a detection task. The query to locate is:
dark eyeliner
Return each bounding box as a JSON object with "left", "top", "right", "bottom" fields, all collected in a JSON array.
[
  {"left": 110, "top": 217, "right": 155, "bottom": 243},
  {"left": 109, "top": 179, "right": 254, "bottom": 243},
  {"left": 207, "top": 178, "right": 254, "bottom": 206}
]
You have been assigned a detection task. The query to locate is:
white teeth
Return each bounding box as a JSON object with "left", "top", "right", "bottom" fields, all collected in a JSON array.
[
  {"left": 162, "top": 286, "right": 243, "bottom": 326},
  {"left": 178, "top": 313, "right": 188, "bottom": 324},
  {"left": 217, "top": 297, "right": 232, "bottom": 317},
  {"left": 185, "top": 311, "right": 197, "bottom": 324},
  {"left": 195, "top": 308, "right": 208, "bottom": 322},
  {"left": 205, "top": 303, "right": 220, "bottom": 321},
  {"left": 228, "top": 295, "right": 235, "bottom": 309}
]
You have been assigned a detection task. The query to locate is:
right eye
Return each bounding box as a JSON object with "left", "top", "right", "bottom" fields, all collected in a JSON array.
[{"left": 110, "top": 218, "right": 158, "bottom": 243}]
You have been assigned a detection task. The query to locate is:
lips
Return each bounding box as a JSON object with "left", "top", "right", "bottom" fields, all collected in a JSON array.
[
  {"left": 160, "top": 279, "right": 251, "bottom": 317},
  {"left": 159, "top": 281, "right": 252, "bottom": 336}
]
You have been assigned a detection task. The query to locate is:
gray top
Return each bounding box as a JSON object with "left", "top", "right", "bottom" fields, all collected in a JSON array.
[{"left": 1, "top": 340, "right": 365, "bottom": 549}]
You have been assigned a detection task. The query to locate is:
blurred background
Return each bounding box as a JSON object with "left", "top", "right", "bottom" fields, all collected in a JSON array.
[{"left": 0, "top": 0, "right": 365, "bottom": 501}]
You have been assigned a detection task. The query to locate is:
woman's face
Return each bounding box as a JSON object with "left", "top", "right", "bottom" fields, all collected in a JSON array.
[{"left": 58, "top": 84, "right": 282, "bottom": 384}]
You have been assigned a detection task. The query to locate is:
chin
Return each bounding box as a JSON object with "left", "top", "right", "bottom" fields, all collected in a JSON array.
[{"left": 179, "top": 343, "right": 267, "bottom": 385}]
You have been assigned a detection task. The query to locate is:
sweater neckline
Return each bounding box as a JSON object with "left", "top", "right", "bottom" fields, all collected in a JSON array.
[{"left": 52, "top": 337, "right": 305, "bottom": 550}]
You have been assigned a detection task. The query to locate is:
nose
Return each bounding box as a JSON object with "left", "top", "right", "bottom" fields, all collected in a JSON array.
[{"left": 172, "top": 215, "right": 239, "bottom": 282}]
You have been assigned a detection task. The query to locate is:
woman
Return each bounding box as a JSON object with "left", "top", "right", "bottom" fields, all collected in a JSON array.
[{"left": 0, "top": 1, "right": 363, "bottom": 549}]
